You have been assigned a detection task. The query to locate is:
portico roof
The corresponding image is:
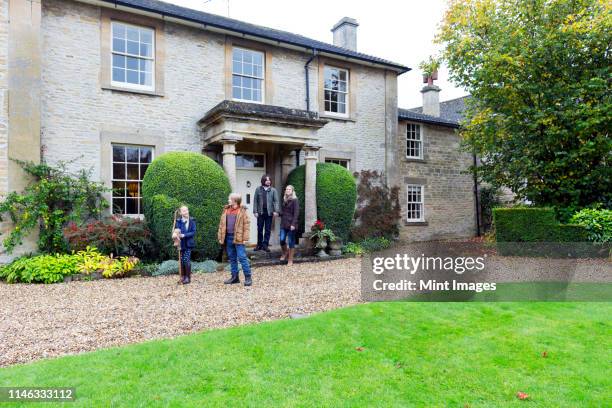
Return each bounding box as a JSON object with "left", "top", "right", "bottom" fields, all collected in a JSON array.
[{"left": 198, "top": 100, "right": 328, "bottom": 147}]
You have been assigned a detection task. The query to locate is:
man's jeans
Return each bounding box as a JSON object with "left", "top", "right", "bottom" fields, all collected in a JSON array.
[
  {"left": 257, "top": 213, "right": 273, "bottom": 247},
  {"left": 225, "top": 233, "right": 251, "bottom": 277}
]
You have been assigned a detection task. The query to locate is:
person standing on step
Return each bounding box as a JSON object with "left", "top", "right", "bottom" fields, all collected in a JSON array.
[
  {"left": 279, "top": 185, "right": 300, "bottom": 266},
  {"left": 253, "top": 174, "right": 279, "bottom": 252},
  {"left": 218, "top": 193, "right": 253, "bottom": 286},
  {"left": 173, "top": 205, "right": 196, "bottom": 284}
]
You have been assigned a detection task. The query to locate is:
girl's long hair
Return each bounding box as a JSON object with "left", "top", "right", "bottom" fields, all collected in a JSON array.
[{"left": 284, "top": 185, "right": 297, "bottom": 202}]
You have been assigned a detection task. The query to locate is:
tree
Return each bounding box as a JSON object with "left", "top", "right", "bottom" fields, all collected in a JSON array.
[{"left": 437, "top": 0, "right": 611, "bottom": 216}]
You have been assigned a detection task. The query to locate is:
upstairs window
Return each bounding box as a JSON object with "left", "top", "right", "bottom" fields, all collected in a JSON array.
[
  {"left": 111, "top": 22, "right": 155, "bottom": 91},
  {"left": 324, "top": 66, "right": 349, "bottom": 116},
  {"left": 406, "top": 123, "right": 422, "bottom": 159},
  {"left": 232, "top": 47, "right": 264, "bottom": 102}
]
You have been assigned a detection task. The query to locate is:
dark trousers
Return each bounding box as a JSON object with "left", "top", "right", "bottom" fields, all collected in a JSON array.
[{"left": 257, "top": 213, "right": 273, "bottom": 247}]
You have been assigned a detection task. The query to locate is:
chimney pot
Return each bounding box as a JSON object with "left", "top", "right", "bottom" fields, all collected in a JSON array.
[{"left": 331, "top": 17, "right": 359, "bottom": 51}]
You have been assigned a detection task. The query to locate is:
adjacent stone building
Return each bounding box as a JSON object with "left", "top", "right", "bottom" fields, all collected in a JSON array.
[{"left": 1, "top": 0, "right": 476, "bottom": 256}]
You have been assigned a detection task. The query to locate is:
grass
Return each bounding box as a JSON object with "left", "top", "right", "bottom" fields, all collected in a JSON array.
[{"left": 1, "top": 301, "right": 610, "bottom": 407}]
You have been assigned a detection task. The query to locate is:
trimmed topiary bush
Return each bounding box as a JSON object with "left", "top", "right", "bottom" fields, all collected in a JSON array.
[
  {"left": 493, "top": 207, "right": 559, "bottom": 242},
  {"left": 286, "top": 163, "right": 357, "bottom": 241},
  {"left": 142, "top": 152, "right": 231, "bottom": 260}
]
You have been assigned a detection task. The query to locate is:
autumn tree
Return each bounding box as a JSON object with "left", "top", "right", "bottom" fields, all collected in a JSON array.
[{"left": 437, "top": 0, "right": 611, "bottom": 218}]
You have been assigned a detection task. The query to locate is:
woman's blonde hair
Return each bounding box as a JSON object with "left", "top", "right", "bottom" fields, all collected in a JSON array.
[
  {"left": 284, "top": 185, "right": 297, "bottom": 201},
  {"left": 229, "top": 192, "right": 242, "bottom": 206}
]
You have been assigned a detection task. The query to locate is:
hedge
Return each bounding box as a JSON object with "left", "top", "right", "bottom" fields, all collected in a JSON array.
[
  {"left": 142, "top": 152, "right": 231, "bottom": 260},
  {"left": 286, "top": 163, "right": 357, "bottom": 241},
  {"left": 492, "top": 207, "right": 606, "bottom": 257}
]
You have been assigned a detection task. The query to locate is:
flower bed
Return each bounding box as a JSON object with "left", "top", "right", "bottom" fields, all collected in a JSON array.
[{"left": 0, "top": 247, "right": 139, "bottom": 284}]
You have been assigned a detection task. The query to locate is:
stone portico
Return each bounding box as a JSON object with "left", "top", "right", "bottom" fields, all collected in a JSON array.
[{"left": 198, "top": 101, "right": 328, "bottom": 236}]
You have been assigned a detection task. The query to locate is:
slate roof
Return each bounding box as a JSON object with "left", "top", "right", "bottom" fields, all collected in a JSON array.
[
  {"left": 404, "top": 95, "right": 471, "bottom": 127},
  {"left": 100, "top": 0, "right": 410, "bottom": 72}
]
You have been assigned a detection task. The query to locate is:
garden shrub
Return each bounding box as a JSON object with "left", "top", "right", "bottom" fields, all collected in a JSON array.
[
  {"left": 570, "top": 208, "right": 612, "bottom": 242},
  {"left": 63, "top": 216, "right": 153, "bottom": 258},
  {"left": 286, "top": 163, "right": 357, "bottom": 241},
  {"left": 0, "top": 160, "right": 108, "bottom": 254},
  {"left": 359, "top": 236, "right": 392, "bottom": 253},
  {"left": 492, "top": 207, "right": 603, "bottom": 257},
  {"left": 351, "top": 170, "right": 401, "bottom": 241},
  {"left": 142, "top": 152, "right": 231, "bottom": 260},
  {"left": 0, "top": 247, "right": 139, "bottom": 283},
  {"left": 493, "top": 207, "right": 559, "bottom": 242}
]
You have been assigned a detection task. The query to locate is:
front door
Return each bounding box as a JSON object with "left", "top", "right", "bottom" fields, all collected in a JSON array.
[{"left": 235, "top": 153, "right": 266, "bottom": 245}]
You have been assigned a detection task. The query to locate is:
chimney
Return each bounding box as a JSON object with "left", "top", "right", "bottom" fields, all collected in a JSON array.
[
  {"left": 421, "top": 84, "right": 441, "bottom": 117},
  {"left": 331, "top": 17, "right": 359, "bottom": 51}
]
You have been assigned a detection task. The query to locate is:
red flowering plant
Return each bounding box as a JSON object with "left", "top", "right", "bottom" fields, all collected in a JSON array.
[
  {"left": 63, "top": 215, "right": 153, "bottom": 258},
  {"left": 309, "top": 220, "right": 337, "bottom": 249}
]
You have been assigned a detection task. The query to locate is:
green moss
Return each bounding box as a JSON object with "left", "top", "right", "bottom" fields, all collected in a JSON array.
[
  {"left": 286, "top": 163, "right": 357, "bottom": 241},
  {"left": 142, "top": 152, "right": 231, "bottom": 260}
]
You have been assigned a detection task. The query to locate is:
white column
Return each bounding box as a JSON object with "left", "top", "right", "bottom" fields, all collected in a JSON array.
[
  {"left": 303, "top": 145, "right": 319, "bottom": 232},
  {"left": 222, "top": 140, "right": 237, "bottom": 191}
]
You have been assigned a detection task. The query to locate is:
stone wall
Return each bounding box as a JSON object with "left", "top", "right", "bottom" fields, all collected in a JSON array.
[
  {"left": 398, "top": 121, "right": 476, "bottom": 241},
  {"left": 40, "top": 0, "right": 391, "bottom": 180}
]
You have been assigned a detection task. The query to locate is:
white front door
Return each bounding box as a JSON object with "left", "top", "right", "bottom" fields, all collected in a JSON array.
[{"left": 235, "top": 153, "right": 266, "bottom": 245}]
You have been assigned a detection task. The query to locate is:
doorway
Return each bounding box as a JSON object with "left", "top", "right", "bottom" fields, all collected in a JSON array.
[{"left": 235, "top": 152, "right": 266, "bottom": 244}]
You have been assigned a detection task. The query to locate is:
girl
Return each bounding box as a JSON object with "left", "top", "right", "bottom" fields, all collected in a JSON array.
[
  {"left": 279, "top": 185, "right": 300, "bottom": 266},
  {"left": 173, "top": 205, "right": 196, "bottom": 284},
  {"left": 217, "top": 193, "right": 252, "bottom": 286}
]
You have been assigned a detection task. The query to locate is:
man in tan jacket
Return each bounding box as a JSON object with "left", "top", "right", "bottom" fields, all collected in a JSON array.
[{"left": 218, "top": 193, "right": 252, "bottom": 286}]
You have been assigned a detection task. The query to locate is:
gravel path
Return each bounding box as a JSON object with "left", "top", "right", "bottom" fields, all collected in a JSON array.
[{"left": 0, "top": 259, "right": 362, "bottom": 367}]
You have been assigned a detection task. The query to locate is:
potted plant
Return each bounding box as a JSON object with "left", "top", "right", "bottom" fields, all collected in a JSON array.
[
  {"left": 419, "top": 56, "right": 440, "bottom": 86},
  {"left": 309, "top": 220, "right": 337, "bottom": 257}
]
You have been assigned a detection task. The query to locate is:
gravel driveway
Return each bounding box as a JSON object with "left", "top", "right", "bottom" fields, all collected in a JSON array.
[{"left": 0, "top": 259, "right": 362, "bottom": 367}]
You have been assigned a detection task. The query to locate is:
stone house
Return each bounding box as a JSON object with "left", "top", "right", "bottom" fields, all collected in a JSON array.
[{"left": 0, "top": 0, "right": 476, "bottom": 254}]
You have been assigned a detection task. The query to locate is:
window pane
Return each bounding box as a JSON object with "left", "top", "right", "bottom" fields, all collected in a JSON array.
[
  {"left": 112, "top": 145, "right": 125, "bottom": 161},
  {"left": 126, "top": 198, "right": 138, "bottom": 215},
  {"left": 112, "top": 181, "right": 126, "bottom": 197},
  {"left": 243, "top": 63, "right": 253, "bottom": 76},
  {"left": 112, "top": 67, "right": 124, "bottom": 82},
  {"left": 140, "top": 43, "right": 151, "bottom": 58},
  {"left": 126, "top": 182, "right": 139, "bottom": 197},
  {"left": 140, "top": 164, "right": 149, "bottom": 178},
  {"left": 339, "top": 70, "right": 347, "bottom": 81},
  {"left": 126, "top": 56, "right": 139, "bottom": 70},
  {"left": 126, "top": 70, "right": 139, "bottom": 84},
  {"left": 113, "top": 198, "right": 125, "bottom": 215},
  {"left": 140, "top": 30, "right": 152, "bottom": 45},
  {"left": 232, "top": 87, "right": 241, "bottom": 99},
  {"left": 126, "top": 26, "right": 139, "bottom": 41},
  {"left": 127, "top": 164, "right": 139, "bottom": 180},
  {"left": 112, "top": 54, "right": 126, "bottom": 68},
  {"left": 232, "top": 75, "right": 240, "bottom": 87},
  {"left": 112, "top": 23, "right": 126, "bottom": 39},
  {"left": 127, "top": 40, "right": 139, "bottom": 55},
  {"left": 232, "top": 61, "right": 241, "bottom": 75},
  {"left": 140, "top": 148, "right": 152, "bottom": 163},
  {"left": 253, "top": 90, "right": 261, "bottom": 102},
  {"left": 243, "top": 88, "right": 252, "bottom": 101},
  {"left": 126, "top": 147, "right": 139, "bottom": 162},
  {"left": 113, "top": 163, "right": 126, "bottom": 180},
  {"left": 140, "top": 59, "right": 152, "bottom": 72},
  {"left": 112, "top": 38, "right": 125, "bottom": 53}
]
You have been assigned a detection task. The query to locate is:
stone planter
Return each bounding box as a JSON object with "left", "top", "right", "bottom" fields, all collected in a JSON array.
[
  {"left": 328, "top": 239, "right": 343, "bottom": 256},
  {"left": 315, "top": 237, "right": 329, "bottom": 257}
]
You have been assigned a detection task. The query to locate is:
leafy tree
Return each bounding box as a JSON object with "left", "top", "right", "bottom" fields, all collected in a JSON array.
[
  {"left": 437, "top": 0, "right": 611, "bottom": 213},
  {"left": 0, "top": 160, "right": 108, "bottom": 253}
]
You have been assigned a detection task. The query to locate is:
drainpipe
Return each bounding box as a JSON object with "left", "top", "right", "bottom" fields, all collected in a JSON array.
[
  {"left": 472, "top": 151, "right": 481, "bottom": 237},
  {"left": 304, "top": 48, "right": 317, "bottom": 111}
]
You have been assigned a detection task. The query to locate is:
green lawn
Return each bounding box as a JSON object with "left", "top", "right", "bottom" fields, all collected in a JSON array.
[{"left": 1, "top": 301, "right": 610, "bottom": 407}]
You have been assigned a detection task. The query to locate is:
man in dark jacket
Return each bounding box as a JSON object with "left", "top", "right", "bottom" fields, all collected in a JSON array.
[{"left": 253, "top": 175, "right": 279, "bottom": 252}]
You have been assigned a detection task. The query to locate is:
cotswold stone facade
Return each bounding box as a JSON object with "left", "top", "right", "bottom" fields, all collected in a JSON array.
[
  {"left": 1, "top": 0, "right": 475, "bottom": 255},
  {"left": 397, "top": 121, "right": 475, "bottom": 241}
]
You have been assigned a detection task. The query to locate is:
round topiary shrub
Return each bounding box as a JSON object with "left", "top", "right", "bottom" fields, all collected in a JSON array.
[
  {"left": 286, "top": 163, "right": 357, "bottom": 241},
  {"left": 142, "top": 152, "right": 231, "bottom": 260}
]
